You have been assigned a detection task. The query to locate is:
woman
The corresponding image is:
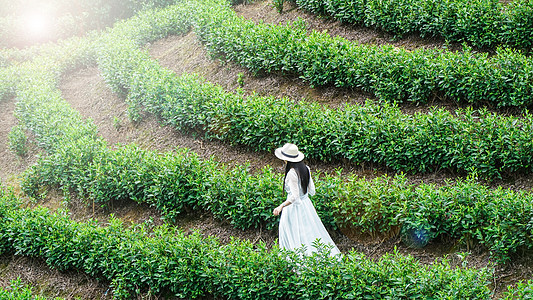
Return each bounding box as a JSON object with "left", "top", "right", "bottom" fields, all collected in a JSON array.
[{"left": 273, "top": 143, "right": 340, "bottom": 257}]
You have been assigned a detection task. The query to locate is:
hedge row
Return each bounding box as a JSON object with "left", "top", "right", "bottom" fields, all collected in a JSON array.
[
  {"left": 289, "top": 0, "right": 533, "bottom": 50},
  {"left": 86, "top": 0, "right": 533, "bottom": 261},
  {"left": 22, "top": 145, "right": 288, "bottom": 230},
  {"left": 0, "top": 188, "right": 494, "bottom": 299},
  {"left": 6, "top": 0, "right": 533, "bottom": 263},
  {"left": 193, "top": 0, "right": 533, "bottom": 108},
  {"left": 330, "top": 174, "right": 533, "bottom": 263},
  {"left": 25, "top": 143, "right": 533, "bottom": 263},
  {"left": 97, "top": 2, "right": 533, "bottom": 180}
]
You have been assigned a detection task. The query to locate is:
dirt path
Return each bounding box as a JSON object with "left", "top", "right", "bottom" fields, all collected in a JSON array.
[
  {"left": 0, "top": 255, "right": 111, "bottom": 300},
  {"left": 0, "top": 98, "right": 39, "bottom": 187}
]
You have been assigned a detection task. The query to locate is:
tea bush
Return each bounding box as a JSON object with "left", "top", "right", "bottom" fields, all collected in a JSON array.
[
  {"left": 8, "top": 124, "right": 29, "bottom": 157},
  {"left": 330, "top": 174, "right": 533, "bottom": 263},
  {"left": 292, "top": 0, "right": 533, "bottom": 50},
  {"left": 0, "top": 66, "right": 17, "bottom": 101},
  {"left": 97, "top": 24, "right": 533, "bottom": 180},
  {"left": 8, "top": 1, "right": 533, "bottom": 262},
  {"left": 0, "top": 190, "right": 493, "bottom": 299},
  {"left": 193, "top": 1, "right": 533, "bottom": 108},
  {"left": 502, "top": 280, "right": 533, "bottom": 299}
]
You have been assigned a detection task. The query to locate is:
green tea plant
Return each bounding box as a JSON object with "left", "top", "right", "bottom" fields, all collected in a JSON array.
[
  {"left": 329, "top": 173, "right": 533, "bottom": 263},
  {"left": 193, "top": 1, "right": 533, "bottom": 108},
  {"left": 0, "top": 191, "right": 494, "bottom": 299},
  {"left": 9, "top": 0, "right": 533, "bottom": 264},
  {"left": 0, "top": 66, "right": 17, "bottom": 102},
  {"left": 8, "top": 124, "right": 29, "bottom": 157},
  {"left": 502, "top": 280, "right": 533, "bottom": 299},
  {"left": 273, "top": 0, "right": 284, "bottom": 13},
  {"left": 290, "top": 0, "right": 533, "bottom": 50}
]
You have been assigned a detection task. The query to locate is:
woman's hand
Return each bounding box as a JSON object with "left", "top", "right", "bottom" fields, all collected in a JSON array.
[{"left": 273, "top": 205, "right": 283, "bottom": 216}]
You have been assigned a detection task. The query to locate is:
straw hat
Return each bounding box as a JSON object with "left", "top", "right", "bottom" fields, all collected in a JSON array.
[{"left": 274, "top": 143, "right": 305, "bottom": 162}]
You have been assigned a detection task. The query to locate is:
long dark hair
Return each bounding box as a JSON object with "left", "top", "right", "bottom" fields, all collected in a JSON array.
[{"left": 283, "top": 161, "right": 310, "bottom": 194}]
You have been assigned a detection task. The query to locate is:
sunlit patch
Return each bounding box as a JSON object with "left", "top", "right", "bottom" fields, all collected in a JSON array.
[{"left": 22, "top": 11, "right": 53, "bottom": 39}]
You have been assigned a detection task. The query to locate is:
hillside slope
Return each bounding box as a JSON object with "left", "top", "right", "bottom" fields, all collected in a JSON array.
[{"left": 1, "top": 0, "right": 533, "bottom": 298}]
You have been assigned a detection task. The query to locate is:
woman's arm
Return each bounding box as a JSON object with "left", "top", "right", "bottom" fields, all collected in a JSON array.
[{"left": 273, "top": 170, "right": 299, "bottom": 215}]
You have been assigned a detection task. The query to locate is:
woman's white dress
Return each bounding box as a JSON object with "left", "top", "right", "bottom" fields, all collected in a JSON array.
[{"left": 279, "top": 168, "right": 341, "bottom": 256}]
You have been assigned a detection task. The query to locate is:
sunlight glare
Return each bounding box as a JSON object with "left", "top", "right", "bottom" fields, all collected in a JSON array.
[{"left": 21, "top": 10, "right": 53, "bottom": 40}]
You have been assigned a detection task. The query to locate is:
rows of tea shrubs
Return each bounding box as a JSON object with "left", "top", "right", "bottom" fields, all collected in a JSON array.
[
  {"left": 12, "top": 46, "right": 533, "bottom": 264},
  {"left": 194, "top": 1, "right": 533, "bottom": 108},
  {"left": 3, "top": 1, "right": 533, "bottom": 297},
  {"left": 289, "top": 0, "right": 533, "bottom": 50},
  {"left": 13, "top": 47, "right": 533, "bottom": 263},
  {"left": 8, "top": 0, "right": 527, "bottom": 262},
  {"left": 23, "top": 134, "right": 533, "bottom": 263},
  {"left": 96, "top": 4, "right": 533, "bottom": 180},
  {"left": 0, "top": 188, "right": 495, "bottom": 299},
  {"left": 3, "top": 0, "right": 531, "bottom": 264}
]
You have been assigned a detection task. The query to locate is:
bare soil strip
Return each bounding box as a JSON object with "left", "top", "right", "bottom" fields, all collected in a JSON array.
[
  {"left": 0, "top": 98, "right": 39, "bottom": 187},
  {"left": 0, "top": 255, "right": 111, "bottom": 300}
]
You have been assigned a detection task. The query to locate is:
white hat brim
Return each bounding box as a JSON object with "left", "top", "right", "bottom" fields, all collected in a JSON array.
[{"left": 274, "top": 147, "right": 305, "bottom": 162}]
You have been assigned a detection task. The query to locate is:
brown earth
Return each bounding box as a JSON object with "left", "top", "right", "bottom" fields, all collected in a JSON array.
[
  {"left": 0, "top": 98, "right": 40, "bottom": 188},
  {"left": 1, "top": 0, "right": 533, "bottom": 298}
]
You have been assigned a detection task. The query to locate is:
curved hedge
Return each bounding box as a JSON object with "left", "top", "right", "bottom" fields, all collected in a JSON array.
[
  {"left": 290, "top": 0, "right": 533, "bottom": 50},
  {"left": 0, "top": 189, "right": 494, "bottom": 299},
  {"left": 98, "top": 11, "right": 533, "bottom": 180},
  {"left": 191, "top": 0, "right": 533, "bottom": 108},
  {"left": 6, "top": 0, "right": 533, "bottom": 263}
]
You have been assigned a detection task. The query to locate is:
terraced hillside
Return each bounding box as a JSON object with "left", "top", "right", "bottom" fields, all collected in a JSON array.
[{"left": 1, "top": 0, "right": 533, "bottom": 298}]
